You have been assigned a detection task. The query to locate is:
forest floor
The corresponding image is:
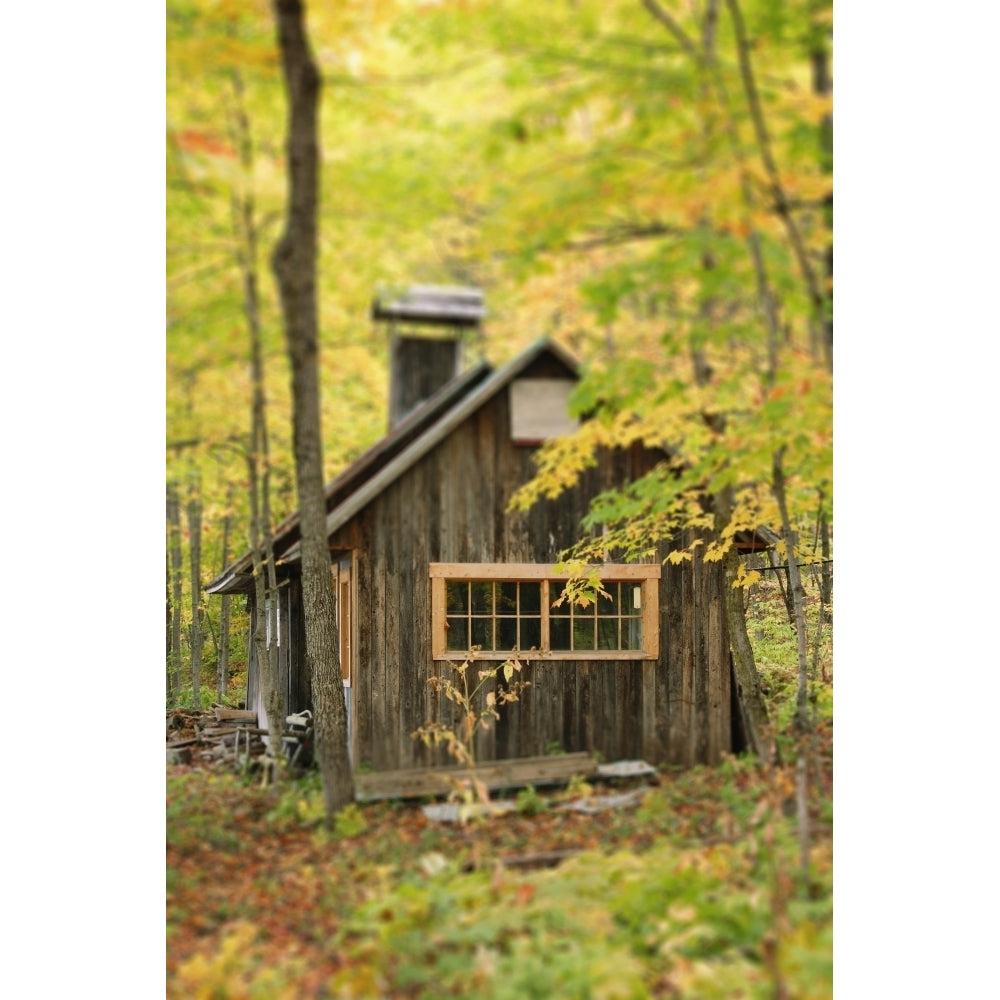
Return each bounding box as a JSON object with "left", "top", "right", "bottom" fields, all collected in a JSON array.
[
  {"left": 167, "top": 711, "right": 832, "bottom": 998},
  {"left": 168, "top": 583, "right": 832, "bottom": 997}
]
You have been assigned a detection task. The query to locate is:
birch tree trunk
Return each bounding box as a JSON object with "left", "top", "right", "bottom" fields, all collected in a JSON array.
[{"left": 271, "top": 0, "right": 354, "bottom": 815}]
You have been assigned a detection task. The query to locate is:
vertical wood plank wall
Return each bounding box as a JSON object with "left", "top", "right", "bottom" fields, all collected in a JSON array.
[{"left": 329, "top": 354, "right": 734, "bottom": 773}]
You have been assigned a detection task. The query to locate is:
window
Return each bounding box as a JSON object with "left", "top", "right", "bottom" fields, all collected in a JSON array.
[
  {"left": 509, "top": 379, "right": 579, "bottom": 444},
  {"left": 430, "top": 563, "right": 660, "bottom": 661}
]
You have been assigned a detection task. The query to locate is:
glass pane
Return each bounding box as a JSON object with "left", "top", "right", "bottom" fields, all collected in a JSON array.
[
  {"left": 446, "top": 581, "right": 468, "bottom": 614},
  {"left": 497, "top": 582, "right": 518, "bottom": 614},
  {"left": 625, "top": 617, "right": 642, "bottom": 649},
  {"left": 574, "top": 618, "right": 595, "bottom": 651},
  {"left": 472, "top": 617, "right": 493, "bottom": 649},
  {"left": 519, "top": 617, "right": 541, "bottom": 650},
  {"left": 550, "top": 616, "right": 571, "bottom": 650},
  {"left": 471, "top": 582, "right": 493, "bottom": 614},
  {"left": 597, "top": 583, "right": 617, "bottom": 615},
  {"left": 520, "top": 582, "right": 541, "bottom": 614},
  {"left": 446, "top": 617, "right": 468, "bottom": 650},
  {"left": 624, "top": 584, "right": 643, "bottom": 614},
  {"left": 497, "top": 616, "right": 517, "bottom": 650},
  {"left": 597, "top": 618, "right": 619, "bottom": 650}
]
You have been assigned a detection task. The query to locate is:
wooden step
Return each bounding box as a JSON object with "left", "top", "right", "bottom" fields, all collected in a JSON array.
[{"left": 354, "top": 752, "right": 598, "bottom": 802}]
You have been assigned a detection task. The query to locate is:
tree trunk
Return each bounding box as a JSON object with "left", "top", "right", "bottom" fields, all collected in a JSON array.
[
  {"left": 768, "top": 548, "right": 795, "bottom": 628},
  {"left": 218, "top": 596, "right": 232, "bottom": 704},
  {"left": 186, "top": 482, "right": 204, "bottom": 708},
  {"left": 227, "top": 59, "right": 285, "bottom": 768},
  {"left": 272, "top": 0, "right": 354, "bottom": 815},
  {"left": 818, "top": 502, "right": 832, "bottom": 631},
  {"left": 811, "top": 4, "right": 833, "bottom": 370},
  {"left": 771, "top": 447, "right": 813, "bottom": 881},
  {"left": 688, "top": 0, "right": 775, "bottom": 766},
  {"left": 217, "top": 489, "right": 233, "bottom": 703},
  {"left": 716, "top": 488, "right": 778, "bottom": 765},
  {"left": 771, "top": 452, "right": 810, "bottom": 733},
  {"left": 167, "top": 482, "right": 184, "bottom": 701},
  {"left": 166, "top": 558, "right": 172, "bottom": 700}
]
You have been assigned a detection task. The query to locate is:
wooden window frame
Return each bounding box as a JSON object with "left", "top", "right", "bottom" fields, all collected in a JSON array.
[{"left": 430, "top": 563, "right": 660, "bottom": 661}]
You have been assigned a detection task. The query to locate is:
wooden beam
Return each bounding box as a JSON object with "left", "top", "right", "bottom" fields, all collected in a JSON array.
[
  {"left": 429, "top": 563, "right": 661, "bottom": 580},
  {"left": 354, "top": 752, "right": 598, "bottom": 802},
  {"left": 214, "top": 708, "right": 257, "bottom": 722}
]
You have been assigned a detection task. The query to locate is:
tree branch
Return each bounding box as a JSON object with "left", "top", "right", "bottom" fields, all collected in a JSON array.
[
  {"left": 724, "top": 0, "right": 827, "bottom": 328},
  {"left": 641, "top": 0, "right": 701, "bottom": 60}
]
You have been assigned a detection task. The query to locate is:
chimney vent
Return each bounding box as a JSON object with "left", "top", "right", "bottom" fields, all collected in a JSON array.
[{"left": 373, "top": 284, "right": 484, "bottom": 428}]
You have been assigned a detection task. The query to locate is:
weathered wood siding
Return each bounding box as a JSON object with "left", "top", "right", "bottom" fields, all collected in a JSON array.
[
  {"left": 245, "top": 581, "right": 309, "bottom": 732},
  {"left": 330, "top": 354, "right": 733, "bottom": 772}
]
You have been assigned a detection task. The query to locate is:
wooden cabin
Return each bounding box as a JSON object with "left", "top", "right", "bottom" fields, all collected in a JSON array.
[{"left": 206, "top": 287, "right": 748, "bottom": 776}]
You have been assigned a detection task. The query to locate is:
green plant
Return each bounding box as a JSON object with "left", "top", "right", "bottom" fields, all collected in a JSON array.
[
  {"left": 515, "top": 783, "right": 546, "bottom": 816},
  {"left": 564, "top": 773, "right": 594, "bottom": 800},
  {"left": 412, "top": 650, "right": 530, "bottom": 805},
  {"left": 266, "top": 771, "right": 326, "bottom": 829},
  {"left": 333, "top": 803, "right": 369, "bottom": 838}
]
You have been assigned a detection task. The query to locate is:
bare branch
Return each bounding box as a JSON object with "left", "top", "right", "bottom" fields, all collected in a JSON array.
[{"left": 641, "top": 0, "right": 701, "bottom": 60}]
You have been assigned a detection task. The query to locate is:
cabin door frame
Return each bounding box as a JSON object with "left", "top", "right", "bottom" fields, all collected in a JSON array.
[{"left": 334, "top": 554, "right": 356, "bottom": 765}]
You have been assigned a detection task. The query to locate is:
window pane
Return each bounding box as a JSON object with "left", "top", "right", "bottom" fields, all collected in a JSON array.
[
  {"left": 574, "top": 618, "right": 595, "bottom": 651},
  {"left": 446, "top": 617, "right": 468, "bottom": 650},
  {"left": 497, "top": 582, "right": 518, "bottom": 614},
  {"left": 597, "top": 618, "right": 619, "bottom": 650},
  {"left": 624, "top": 584, "right": 643, "bottom": 614},
  {"left": 497, "top": 616, "right": 517, "bottom": 650},
  {"left": 520, "top": 582, "right": 541, "bottom": 614},
  {"left": 519, "top": 617, "right": 541, "bottom": 650},
  {"left": 550, "top": 616, "right": 571, "bottom": 650},
  {"left": 471, "top": 582, "right": 493, "bottom": 614},
  {"left": 472, "top": 617, "right": 493, "bottom": 648},
  {"left": 598, "top": 584, "right": 617, "bottom": 615},
  {"left": 625, "top": 617, "right": 642, "bottom": 649},
  {"left": 446, "top": 582, "right": 468, "bottom": 614}
]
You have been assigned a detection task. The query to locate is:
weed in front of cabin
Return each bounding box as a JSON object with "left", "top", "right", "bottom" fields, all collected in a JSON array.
[{"left": 412, "top": 649, "right": 530, "bottom": 811}]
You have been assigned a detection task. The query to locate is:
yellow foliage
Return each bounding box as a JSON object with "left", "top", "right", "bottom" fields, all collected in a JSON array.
[
  {"left": 174, "top": 921, "right": 308, "bottom": 1000},
  {"left": 733, "top": 564, "right": 762, "bottom": 589}
]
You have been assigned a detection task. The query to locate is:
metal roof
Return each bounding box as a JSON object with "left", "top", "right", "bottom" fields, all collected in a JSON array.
[
  {"left": 207, "top": 338, "right": 578, "bottom": 593},
  {"left": 371, "top": 284, "right": 486, "bottom": 327},
  {"left": 204, "top": 357, "right": 495, "bottom": 595}
]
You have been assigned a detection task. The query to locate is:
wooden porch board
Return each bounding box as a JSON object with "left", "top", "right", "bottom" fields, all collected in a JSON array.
[{"left": 353, "top": 752, "right": 598, "bottom": 802}]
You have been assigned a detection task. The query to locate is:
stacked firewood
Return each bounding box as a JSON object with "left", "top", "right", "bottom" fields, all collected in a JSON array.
[{"left": 166, "top": 707, "right": 262, "bottom": 766}]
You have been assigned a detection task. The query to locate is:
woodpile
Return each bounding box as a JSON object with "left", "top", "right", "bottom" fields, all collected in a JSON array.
[
  {"left": 166, "top": 707, "right": 315, "bottom": 770},
  {"left": 166, "top": 707, "right": 264, "bottom": 767}
]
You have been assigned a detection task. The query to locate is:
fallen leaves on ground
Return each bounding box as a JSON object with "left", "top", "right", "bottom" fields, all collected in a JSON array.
[{"left": 167, "top": 731, "right": 832, "bottom": 999}]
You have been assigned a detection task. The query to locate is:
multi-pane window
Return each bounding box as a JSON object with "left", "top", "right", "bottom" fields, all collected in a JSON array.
[
  {"left": 430, "top": 563, "right": 659, "bottom": 661},
  {"left": 444, "top": 579, "right": 543, "bottom": 652},
  {"left": 549, "top": 580, "right": 645, "bottom": 652}
]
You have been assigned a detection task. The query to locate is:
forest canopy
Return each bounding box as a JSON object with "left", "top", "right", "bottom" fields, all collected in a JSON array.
[{"left": 166, "top": 0, "right": 832, "bottom": 704}]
